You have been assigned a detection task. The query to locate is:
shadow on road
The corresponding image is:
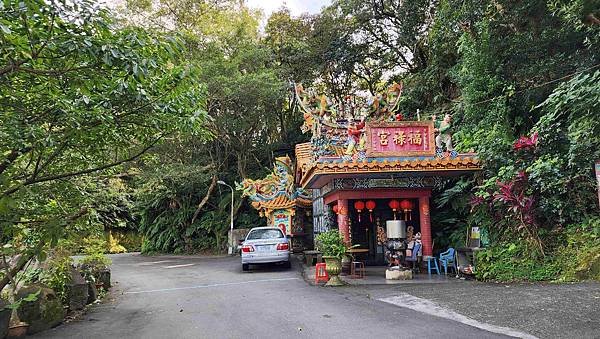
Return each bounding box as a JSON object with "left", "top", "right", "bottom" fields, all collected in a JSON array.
[{"left": 239, "top": 262, "right": 294, "bottom": 273}]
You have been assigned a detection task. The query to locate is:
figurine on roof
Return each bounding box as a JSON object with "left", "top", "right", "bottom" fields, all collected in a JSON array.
[
  {"left": 344, "top": 117, "right": 366, "bottom": 156},
  {"left": 432, "top": 113, "right": 456, "bottom": 158},
  {"left": 369, "top": 82, "right": 404, "bottom": 120}
]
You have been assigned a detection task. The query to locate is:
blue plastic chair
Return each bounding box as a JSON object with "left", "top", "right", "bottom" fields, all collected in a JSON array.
[
  {"left": 425, "top": 256, "right": 440, "bottom": 275},
  {"left": 405, "top": 243, "right": 421, "bottom": 273},
  {"left": 439, "top": 248, "right": 457, "bottom": 274}
]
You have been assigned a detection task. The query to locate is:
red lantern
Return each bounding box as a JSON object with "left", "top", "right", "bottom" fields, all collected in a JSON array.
[
  {"left": 332, "top": 204, "right": 339, "bottom": 215},
  {"left": 400, "top": 199, "right": 414, "bottom": 221},
  {"left": 388, "top": 199, "right": 400, "bottom": 220},
  {"left": 366, "top": 200, "right": 376, "bottom": 222},
  {"left": 354, "top": 201, "right": 365, "bottom": 222}
]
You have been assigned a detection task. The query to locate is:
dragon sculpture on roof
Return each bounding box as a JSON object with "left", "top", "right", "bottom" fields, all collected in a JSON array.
[{"left": 236, "top": 156, "right": 307, "bottom": 202}]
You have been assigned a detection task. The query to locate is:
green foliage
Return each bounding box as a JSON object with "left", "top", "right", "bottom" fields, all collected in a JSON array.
[
  {"left": 554, "top": 217, "right": 600, "bottom": 281},
  {"left": 39, "top": 248, "right": 73, "bottom": 303},
  {"left": 0, "top": 0, "right": 208, "bottom": 291},
  {"left": 135, "top": 164, "right": 220, "bottom": 253},
  {"left": 315, "top": 230, "right": 347, "bottom": 259},
  {"left": 476, "top": 217, "right": 600, "bottom": 282},
  {"left": 124, "top": 1, "right": 310, "bottom": 255},
  {"left": 108, "top": 231, "right": 142, "bottom": 253},
  {"left": 4, "top": 290, "right": 40, "bottom": 311},
  {"left": 530, "top": 70, "right": 600, "bottom": 225},
  {"left": 432, "top": 178, "right": 473, "bottom": 251},
  {"left": 476, "top": 241, "right": 560, "bottom": 282},
  {"left": 80, "top": 254, "right": 112, "bottom": 271},
  {"left": 2, "top": 0, "right": 598, "bottom": 285}
]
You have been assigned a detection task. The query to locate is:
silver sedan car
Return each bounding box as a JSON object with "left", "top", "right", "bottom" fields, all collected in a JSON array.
[{"left": 241, "top": 227, "right": 291, "bottom": 271}]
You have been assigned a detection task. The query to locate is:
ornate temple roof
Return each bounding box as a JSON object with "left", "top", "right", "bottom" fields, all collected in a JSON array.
[{"left": 297, "top": 150, "right": 481, "bottom": 188}]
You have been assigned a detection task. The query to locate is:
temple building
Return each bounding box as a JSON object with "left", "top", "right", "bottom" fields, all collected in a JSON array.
[{"left": 240, "top": 83, "right": 482, "bottom": 263}]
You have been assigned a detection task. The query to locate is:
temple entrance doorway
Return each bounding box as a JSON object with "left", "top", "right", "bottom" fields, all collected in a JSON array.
[{"left": 348, "top": 198, "right": 421, "bottom": 265}]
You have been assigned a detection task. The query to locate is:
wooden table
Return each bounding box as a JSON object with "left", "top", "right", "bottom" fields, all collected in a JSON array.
[{"left": 346, "top": 248, "right": 369, "bottom": 261}]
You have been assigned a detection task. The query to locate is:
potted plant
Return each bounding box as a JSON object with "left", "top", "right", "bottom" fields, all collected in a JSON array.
[{"left": 315, "top": 230, "right": 348, "bottom": 286}]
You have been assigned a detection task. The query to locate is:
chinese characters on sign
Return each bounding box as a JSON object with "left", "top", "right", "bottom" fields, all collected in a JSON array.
[{"left": 367, "top": 122, "right": 435, "bottom": 156}]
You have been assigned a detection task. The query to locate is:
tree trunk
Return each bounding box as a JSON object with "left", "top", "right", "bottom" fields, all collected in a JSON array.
[{"left": 190, "top": 174, "right": 218, "bottom": 225}]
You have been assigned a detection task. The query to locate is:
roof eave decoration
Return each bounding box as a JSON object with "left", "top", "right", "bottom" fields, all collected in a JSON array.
[{"left": 299, "top": 155, "right": 482, "bottom": 189}]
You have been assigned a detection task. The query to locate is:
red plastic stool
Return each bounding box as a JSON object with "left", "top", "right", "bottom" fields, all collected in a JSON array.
[{"left": 315, "top": 263, "right": 329, "bottom": 284}]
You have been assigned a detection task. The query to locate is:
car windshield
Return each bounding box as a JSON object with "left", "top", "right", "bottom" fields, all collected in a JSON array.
[{"left": 247, "top": 229, "right": 284, "bottom": 240}]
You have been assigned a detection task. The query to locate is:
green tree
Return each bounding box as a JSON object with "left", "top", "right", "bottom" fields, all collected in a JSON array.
[
  {"left": 121, "top": 1, "right": 307, "bottom": 252},
  {"left": 0, "top": 0, "right": 207, "bottom": 290}
]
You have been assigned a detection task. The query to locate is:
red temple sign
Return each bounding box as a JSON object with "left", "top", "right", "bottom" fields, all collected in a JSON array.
[{"left": 366, "top": 121, "right": 435, "bottom": 157}]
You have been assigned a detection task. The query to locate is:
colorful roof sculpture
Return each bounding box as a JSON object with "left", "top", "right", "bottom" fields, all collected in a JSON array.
[
  {"left": 237, "top": 156, "right": 311, "bottom": 217},
  {"left": 293, "top": 83, "right": 482, "bottom": 189}
]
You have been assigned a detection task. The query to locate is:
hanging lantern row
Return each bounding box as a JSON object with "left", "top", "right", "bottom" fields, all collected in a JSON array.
[{"left": 335, "top": 199, "right": 414, "bottom": 222}]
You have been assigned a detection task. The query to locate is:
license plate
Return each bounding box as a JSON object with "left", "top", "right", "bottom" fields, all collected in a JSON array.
[{"left": 257, "top": 245, "right": 274, "bottom": 252}]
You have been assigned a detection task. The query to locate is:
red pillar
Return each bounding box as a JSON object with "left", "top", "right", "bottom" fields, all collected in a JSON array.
[
  {"left": 337, "top": 199, "right": 350, "bottom": 245},
  {"left": 419, "top": 196, "right": 433, "bottom": 257}
]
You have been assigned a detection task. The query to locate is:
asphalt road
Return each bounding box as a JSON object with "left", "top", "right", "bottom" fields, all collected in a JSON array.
[{"left": 35, "top": 253, "right": 511, "bottom": 339}]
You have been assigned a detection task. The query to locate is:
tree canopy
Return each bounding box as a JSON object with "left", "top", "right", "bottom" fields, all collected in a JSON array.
[{"left": 0, "top": 0, "right": 207, "bottom": 289}]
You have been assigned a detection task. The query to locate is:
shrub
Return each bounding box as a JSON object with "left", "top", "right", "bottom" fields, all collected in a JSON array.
[
  {"left": 79, "top": 237, "right": 112, "bottom": 280},
  {"left": 555, "top": 217, "right": 600, "bottom": 281},
  {"left": 80, "top": 253, "right": 112, "bottom": 271},
  {"left": 315, "top": 230, "right": 347, "bottom": 259},
  {"left": 475, "top": 241, "right": 560, "bottom": 282},
  {"left": 107, "top": 232, "right": 127, "bottom": 254},
  {"left": 39, "top": 248, "right": 74, "bottom": 303}
]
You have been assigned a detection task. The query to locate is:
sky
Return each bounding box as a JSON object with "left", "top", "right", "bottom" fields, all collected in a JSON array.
[{"left": 245, "top": 0, "right": 331, "bottom": 17}]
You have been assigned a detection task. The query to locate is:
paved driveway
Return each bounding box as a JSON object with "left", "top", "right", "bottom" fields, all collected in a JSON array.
[{"left": 35, "top": 253, "right": 511, "bottom": 339}]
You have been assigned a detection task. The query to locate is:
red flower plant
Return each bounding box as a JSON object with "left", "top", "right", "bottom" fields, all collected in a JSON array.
[
  {"left": 469, "top": 195, "right": 485, "bottom": 207},
  {"left": 493, "top": 172, "right": 545, "bottom": 255},
  {"left": 513, "top": 132, "right": 538, "bottom": 151}
]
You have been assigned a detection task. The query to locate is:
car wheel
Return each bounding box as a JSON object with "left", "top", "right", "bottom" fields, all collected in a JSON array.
[
  {"left": 283, "top": 261, "right": 291, "bottom": 269},
  {"left": 242, "top": 263, "right": 249, "bottom": 271}
]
